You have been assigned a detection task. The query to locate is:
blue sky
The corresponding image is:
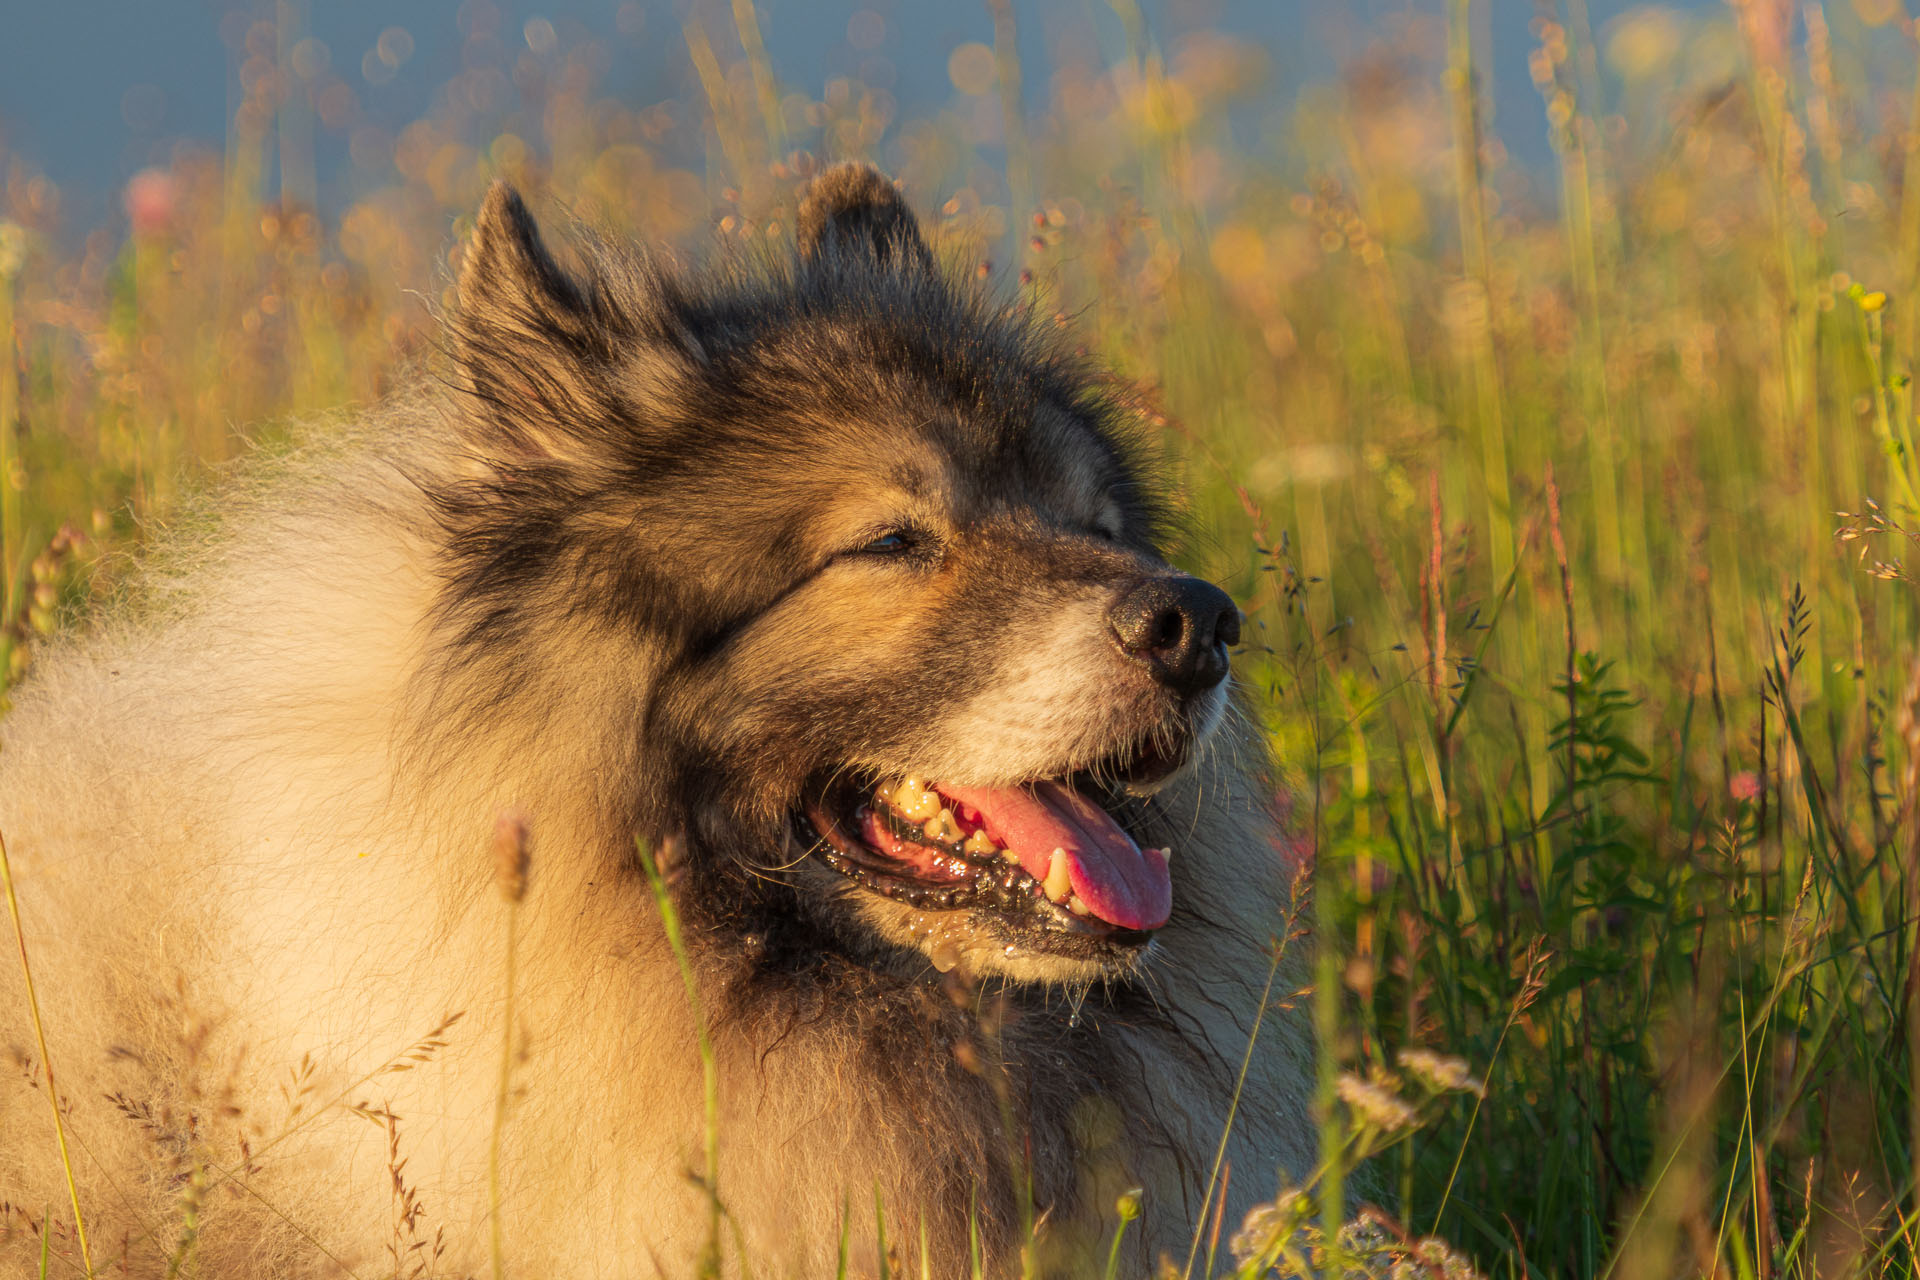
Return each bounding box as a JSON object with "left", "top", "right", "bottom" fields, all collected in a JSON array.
[{"left": 0, "top": 0, "right": 1704, "bottom": 220}]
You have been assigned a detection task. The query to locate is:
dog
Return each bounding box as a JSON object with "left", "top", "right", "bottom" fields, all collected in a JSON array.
[{"left": 0, "top": 164, "right": 1312, "bottom": 1276}]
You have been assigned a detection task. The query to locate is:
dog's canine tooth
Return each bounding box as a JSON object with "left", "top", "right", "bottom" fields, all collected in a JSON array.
[
  {"left": 929, "top": 937, "right": 962, "bottom": 973},
  {"left": 1067, "top": 894, "right": 1091, "bottom": 916},
  {"left": 1043, "top": 847, "right": 1072, "bottom": 903}
]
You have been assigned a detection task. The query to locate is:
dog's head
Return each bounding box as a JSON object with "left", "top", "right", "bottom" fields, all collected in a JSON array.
[{"left": 444, "top": 167, "right": 1241, "bottom": 984}]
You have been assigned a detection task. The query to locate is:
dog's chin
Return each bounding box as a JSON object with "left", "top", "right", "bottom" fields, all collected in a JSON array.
[{"left": 788, "top": 696, "right": 1224, "bottom": 985}]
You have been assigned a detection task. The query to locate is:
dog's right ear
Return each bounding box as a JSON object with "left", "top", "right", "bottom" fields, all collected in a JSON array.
[
  {"left": 797, "top": 163, "right": 934, "bottom": 274},
  {"left": 453, "top": 182, "right": 627, "bottom": 455}
]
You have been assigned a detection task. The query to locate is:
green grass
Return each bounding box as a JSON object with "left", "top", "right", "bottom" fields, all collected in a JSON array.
[{"left": 3, "top": 1, "right": 1920, "bottom": 1275}]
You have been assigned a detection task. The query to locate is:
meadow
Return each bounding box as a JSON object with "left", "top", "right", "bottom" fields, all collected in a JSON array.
[{"left": 2, "top": 0, "right": 1919, "bottom": 1275}]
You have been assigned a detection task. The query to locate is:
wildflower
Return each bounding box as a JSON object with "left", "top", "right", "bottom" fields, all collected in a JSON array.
[
  {"left": 1859, "top": 289, "right": 1889, "bottom": 313},
  {"left": 1337, "top": 1073, "right": 1418, "bottom": 1132},
  {"left": 1395, "top": 1048, "right": 1486, "bottom": 1097},
  {"left": 1336, "top": 1217, "right": 1398, "bottom": 1277},
  {"left": 1730, "top": 770, "right": 1763, "bottom": 802},
  {"left": 124, "top": 169, "right": 178, "bottom": 238},
  {"left": 1229, "top": 1189, "right": 1311, "bottom": 1266},
  {"left": 1412, "top": 1236, "right": 1485, "bottom": 1280}
]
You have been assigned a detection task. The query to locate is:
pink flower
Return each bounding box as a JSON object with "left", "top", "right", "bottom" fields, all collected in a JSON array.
[
  {"left": 124, "top": 168, "right": 178, "bottom": 238},
  {"left": 1730, "top": 771, "right": 1763, "bottom": 802}
]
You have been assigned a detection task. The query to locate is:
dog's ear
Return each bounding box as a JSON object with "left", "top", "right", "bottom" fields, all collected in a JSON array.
[
  {"left": 453, "top": 182, "right": 629, "bottom": 455},
  {"left": 460, "top": 182, "right": 589, "bottom": 335},
  {"left": 797, "top": 163, "right": 933, "bottom": 273}
]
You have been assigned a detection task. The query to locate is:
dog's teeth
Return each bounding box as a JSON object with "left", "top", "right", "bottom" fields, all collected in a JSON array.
[
  {"left": 964, "top": 829, "right": 997, "bottom": 857},
  {"left": 1067, "top": 894, "right": 1091, "bottom": 916},
  {"left": 1043, "top": 847, "right": 1072, "bottom": 903},
  {"left": 1000, "top": 845, "right": 1022, "bottom": 864},
  {"left": 924, "top": 807, "right": 963, "bottom": 845},
  {"left": 1156, "top": 846, "right": 1172, "bottom": 863},
  {"left": 892, "top": 777, "right": 941, "bottom": 822}
]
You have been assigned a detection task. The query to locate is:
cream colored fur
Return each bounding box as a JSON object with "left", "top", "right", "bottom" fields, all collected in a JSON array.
[{"left": 0, "top": 402, "right": 1311, "bottom": 1276}]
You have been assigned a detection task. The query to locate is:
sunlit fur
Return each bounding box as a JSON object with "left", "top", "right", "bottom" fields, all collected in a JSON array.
[{"left": 0, "top": 166, "right": 1311, "bottom": 1277}]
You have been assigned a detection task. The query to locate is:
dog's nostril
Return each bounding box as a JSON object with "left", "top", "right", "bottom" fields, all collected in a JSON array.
[
  {"left": 1216, "top": 607, "right": 1242, "bottom": 649},
  {"left": 1108, "top": 575, "right": 1239, "bottom": 696},
  {"left": 1147, "top": 608, "right": 1184, "bottom": 653}
]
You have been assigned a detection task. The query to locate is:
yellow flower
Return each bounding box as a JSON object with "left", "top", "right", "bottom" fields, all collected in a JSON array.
[{"left": 1859, "top": 290, "right": 1888, "bottom": 313}]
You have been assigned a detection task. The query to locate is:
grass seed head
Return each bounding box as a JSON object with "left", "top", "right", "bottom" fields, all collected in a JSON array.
[{"left": 492, "top": 811, "right": 531, "bottom": 903}]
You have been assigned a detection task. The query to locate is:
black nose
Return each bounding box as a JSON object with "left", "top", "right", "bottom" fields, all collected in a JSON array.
[{"left": 1107, "top": 575, "right": 1241, "bottom": 696}]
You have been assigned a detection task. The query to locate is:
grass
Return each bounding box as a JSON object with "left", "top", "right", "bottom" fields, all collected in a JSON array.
[
  {"left": 637, "top": 835, "right": 725, "bottom": 1280},
  {"left": 4, "top": 0, "right": 1920, "bottom": 1275},
  {"left": 488, "top": 814, "right": 531, "bottom": 1280},
  {"left": 0, "top": 828, "right": 93, "bottom": 1275}
]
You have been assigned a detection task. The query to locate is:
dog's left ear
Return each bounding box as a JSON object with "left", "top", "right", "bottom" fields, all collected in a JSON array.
[
  {"left": 453, "top": 182, "right": 630, "bottom": 454},
  {"left": 797, "top": 164, "right": 934, "bottom": 273}
]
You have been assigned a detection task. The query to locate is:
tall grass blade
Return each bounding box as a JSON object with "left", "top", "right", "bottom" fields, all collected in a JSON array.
[
  {"left": 968, "top": 1187, "right": 984, "bottom": 1280},
  {"left": 1, "top": 830, "right": 93, "bottom": 1276},
  {"left": 489, "top": 813, "right": 530, "bottom": 1280},
  {"left": 636, "top": 837, "right": 722, "bottom": 1280},
  {"left": 1104, "top": 1187, "right": 1141, "bottom": 1280},
  {"left": 1182, "top": 917, "right": 1294, "bottom": 1279},
  {"left": 837, "top": 1194, "right": 851, "bottom": 1280}
]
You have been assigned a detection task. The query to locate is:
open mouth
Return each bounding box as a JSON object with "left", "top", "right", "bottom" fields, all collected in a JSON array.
[{"left": 802, "top": 768, "right": 1174, "bottom": 946}]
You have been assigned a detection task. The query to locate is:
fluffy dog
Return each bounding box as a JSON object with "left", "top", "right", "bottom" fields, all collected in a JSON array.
[{"left": 0, "top": 164, "right": 1311, "bottom": 1277}]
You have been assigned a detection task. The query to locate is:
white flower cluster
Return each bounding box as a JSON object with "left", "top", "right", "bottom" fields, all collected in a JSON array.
[
  {"left": 1229, "top": 1201, "right": 1486, "bottom": 1280},
  {"left": 1394, "top": 1047, "right": 1486, "bottom": 1098},
  {"left": 1336, "top": 1073, "right": 1419, "bottom": 1133}
]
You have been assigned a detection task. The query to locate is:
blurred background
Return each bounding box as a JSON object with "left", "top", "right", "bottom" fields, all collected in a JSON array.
[
  {"left": 2, "top": 1, "right": 1757, "bottom": 220},
  {"left": 7, "top": 1, "right": 1920, "bottom": 1277}
]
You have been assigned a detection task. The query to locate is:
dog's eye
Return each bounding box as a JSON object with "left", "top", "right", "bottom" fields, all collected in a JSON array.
[{"left": 858, "top": 531, "right": 915, "bottom": 555}]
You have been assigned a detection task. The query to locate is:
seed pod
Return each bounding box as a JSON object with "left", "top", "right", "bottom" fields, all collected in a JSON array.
[{"left": 493, "top": 810, "right": 531, "bottom": 903}]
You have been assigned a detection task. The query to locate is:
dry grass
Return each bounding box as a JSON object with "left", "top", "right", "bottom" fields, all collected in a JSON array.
[{"left": 3, "top": 0, "right": 1920, "bottom": 1275}]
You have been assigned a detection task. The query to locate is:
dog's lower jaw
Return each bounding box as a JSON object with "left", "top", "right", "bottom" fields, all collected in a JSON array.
[{"left": 845, "top": 887, "right": 1155, "bottom": 986}]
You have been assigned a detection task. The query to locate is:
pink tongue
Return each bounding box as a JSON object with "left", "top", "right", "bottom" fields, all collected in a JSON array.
[{"left": 938, "top": 781, "right": 1171, "bottom": 931}]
